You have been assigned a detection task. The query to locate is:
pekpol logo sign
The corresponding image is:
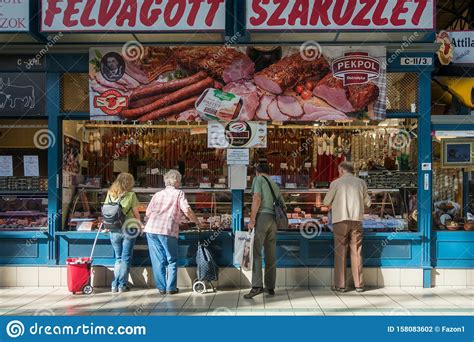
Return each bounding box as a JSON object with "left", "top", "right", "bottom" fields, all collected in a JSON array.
[
  {"left": 247, "top": 0, "right": 435, "bottom": 31},
  {"left": 332, "top": 52, "right": 381, "bottom": 86},
  {"left": 41, "top": 0, "right": 225, "bottom": 32}
]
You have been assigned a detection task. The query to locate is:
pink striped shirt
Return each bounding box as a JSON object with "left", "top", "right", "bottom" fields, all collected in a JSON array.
[{"left": 144, "top": 186, "right": 191, "bottom": 238}]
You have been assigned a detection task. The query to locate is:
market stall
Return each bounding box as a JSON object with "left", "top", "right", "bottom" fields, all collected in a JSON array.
[{"left": 2, "top": 0, "right": 465, "bottom": 289}]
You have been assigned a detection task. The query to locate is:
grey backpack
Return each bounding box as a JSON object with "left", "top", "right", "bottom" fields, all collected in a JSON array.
[{"left": 101, "top": 193, "right": 130, "bottom": 230}]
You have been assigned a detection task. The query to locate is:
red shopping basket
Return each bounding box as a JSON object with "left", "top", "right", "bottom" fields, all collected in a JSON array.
[{"left": 66, "top": 257, "right": 93, "bottom": 295}]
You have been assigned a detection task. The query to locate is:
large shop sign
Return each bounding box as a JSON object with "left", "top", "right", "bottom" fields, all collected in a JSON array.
[
  {"left": 88, "top": 45, "right": 386, "bottom": 122},
  {"left": 0, "top": 73, "right": 46, "bottom": 116},
  {"left": 0, "top": 0, "right": 29, "bottom": 32},
  {"left": 246, "top": 0, "right": 435, "bottom": 31},
  {"left": 41, "top": 0, "right": 225, "bottom": 32}
]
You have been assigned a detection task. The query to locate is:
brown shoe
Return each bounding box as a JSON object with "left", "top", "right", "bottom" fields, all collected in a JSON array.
[
  {"left": 243, "top": 287, "right": 263, "bottom": 299},
  {"left": 331, "top": 286, "right": 347, "bottom": 293}
]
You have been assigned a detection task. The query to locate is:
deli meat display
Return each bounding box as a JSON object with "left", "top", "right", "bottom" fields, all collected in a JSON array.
[
  {"left": 314, "top": 73, "right": 380, "bottom": 112},
  {"left": 89, "top": 45, "right": 387, "bottom": 122},
  {"left": 253, "top": 52, "right": 330, "bottom": 94}
]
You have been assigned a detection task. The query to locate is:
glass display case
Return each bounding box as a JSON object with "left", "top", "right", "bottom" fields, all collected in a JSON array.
[
  {"left": 65, "top": 187, "right": 233, "bottom": 232},
  {"left": 0, "top": 192, "right": 48, "bottom": 231},
  {"left": 244, "top": 187, "right": 417, "bottom": 233}
]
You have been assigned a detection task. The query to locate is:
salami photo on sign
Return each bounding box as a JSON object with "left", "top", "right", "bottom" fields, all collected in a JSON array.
[
  {"left": 100, "top": 52, "right": 125, "bottom": 82},
  {"left": 89, "top": 45, "right": 386, "bottom": 121}
]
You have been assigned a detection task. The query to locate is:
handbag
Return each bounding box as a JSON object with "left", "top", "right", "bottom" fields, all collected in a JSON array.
[
  {"left": 196, "top": 243, "right": 218, "bottom": 281},
  {"left": 262, "top": 176, "right": 288, "bottom": 230},
  {"left": 233, "top": 230, "right": 254, "bottom": 271}
]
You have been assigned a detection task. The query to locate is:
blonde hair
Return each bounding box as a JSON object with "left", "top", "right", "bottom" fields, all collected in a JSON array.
[{"left": 109, "top": 172, "right": 134, "bottom": 198}]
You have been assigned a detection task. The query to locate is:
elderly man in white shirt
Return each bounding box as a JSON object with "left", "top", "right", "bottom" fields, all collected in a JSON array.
[{"left": 323, "top": 161, "right": 371, "bottom": 293}]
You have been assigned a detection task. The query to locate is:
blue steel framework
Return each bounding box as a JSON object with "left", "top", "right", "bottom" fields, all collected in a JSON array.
[{"left": 0, "top": 11, "right": 473, "bottom": 288}]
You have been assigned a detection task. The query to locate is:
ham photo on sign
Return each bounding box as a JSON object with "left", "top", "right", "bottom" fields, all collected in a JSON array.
[{"left": 89, "top": 45, "right": 386, "bottom": 122}]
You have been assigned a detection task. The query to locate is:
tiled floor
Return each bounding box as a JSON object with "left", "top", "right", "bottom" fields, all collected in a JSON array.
[{"left": 0, "top": 287, "right": 472, "bottom": 316}]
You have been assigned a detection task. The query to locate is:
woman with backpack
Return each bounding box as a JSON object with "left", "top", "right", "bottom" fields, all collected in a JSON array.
[{"left": 103, "top": 172, "right": 142, "bottom": 293}]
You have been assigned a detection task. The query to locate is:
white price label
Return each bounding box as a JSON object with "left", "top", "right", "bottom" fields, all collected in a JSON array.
[
  {"left": 280, "top": 163, "right": 288, "bottom": 169},
  {"left": 400, "top": 57, "right": 433, "bottom": 66},
  {"left": 201, "top": 164, "right": 208, "bottom": 169}
]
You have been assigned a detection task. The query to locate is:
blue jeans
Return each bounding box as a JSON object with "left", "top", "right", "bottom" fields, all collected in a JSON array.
[
  {"left": 146, "top": 233, "right": 178, "bottom": 291},
  {"left": 109, "top": 231, "right": 136, "bottom": 289}
]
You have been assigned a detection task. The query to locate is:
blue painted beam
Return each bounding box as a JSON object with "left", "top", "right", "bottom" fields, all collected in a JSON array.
[
  {"left": 417, "top": 60, "right": 434, "bottom": 288},
  {"left": 231, "top": 190, "right": 244, "bottom": 233},
  {"left": 46, "top": 72, "right": 61, "bottom": 265}
]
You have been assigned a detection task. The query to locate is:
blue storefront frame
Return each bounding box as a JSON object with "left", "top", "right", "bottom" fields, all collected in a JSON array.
[
  {"left": 0, "top": 52, "right": 443, "bottom": 284},
  {"left": 1, "top": 4, "right": 472, "bottom": 287}
]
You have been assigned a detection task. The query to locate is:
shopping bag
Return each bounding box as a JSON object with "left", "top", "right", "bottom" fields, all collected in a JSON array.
[{"left": 234, "top": 230, "right": 254, "bottom": 271}]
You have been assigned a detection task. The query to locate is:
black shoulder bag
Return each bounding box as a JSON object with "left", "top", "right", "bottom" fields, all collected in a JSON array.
[{"left": 261, "top": 176, "right": 288, "bottom": 230}]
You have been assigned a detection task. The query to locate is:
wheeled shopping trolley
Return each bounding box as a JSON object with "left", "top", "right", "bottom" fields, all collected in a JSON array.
[{"left": 66, "top": 225, "right": 102, "bottom": 295}]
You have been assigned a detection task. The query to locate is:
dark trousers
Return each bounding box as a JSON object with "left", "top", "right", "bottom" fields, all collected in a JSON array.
[{"left": 251, "top": 213, "right": 277, "bottom": 289}]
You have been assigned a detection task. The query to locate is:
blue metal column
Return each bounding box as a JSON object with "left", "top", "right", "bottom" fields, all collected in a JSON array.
[
  {"left": 231, "top": 190, "right": 244, "bottom": 233},
  {"left": 418, "top": 66, "right": 433, "bottom": 287},
  {"left": 46, "top": 72, "right": 61, "bottom": 265}
]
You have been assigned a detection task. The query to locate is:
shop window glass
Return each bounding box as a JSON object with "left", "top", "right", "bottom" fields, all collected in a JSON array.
[
  {"left": 0, "top": 120, "right": 49, "bottom": 231},
  {"left": 432, "top": 136, "right": 474, "bottom": 231},
  {"left": 62, "top": 120, "right": 231, "bottom": 232},
  {"left": 244, "top": 119, "right": 419, "bottom": 234}
]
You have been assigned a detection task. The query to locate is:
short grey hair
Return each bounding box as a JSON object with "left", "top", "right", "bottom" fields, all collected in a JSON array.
[
  {"left": 339, "top": 161, "right": 354, "bottom": 173},
  {"left": 164, "top": 170, "right": 182, "bottom": 187}
]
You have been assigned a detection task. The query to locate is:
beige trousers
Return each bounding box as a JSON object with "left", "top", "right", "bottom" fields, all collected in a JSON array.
[{"left": 333, "top": 220, "right": 364, "bottom": 289}]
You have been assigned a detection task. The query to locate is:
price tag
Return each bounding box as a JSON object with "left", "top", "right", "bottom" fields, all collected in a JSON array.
[
  {"left": 199, "top": 182, "right": 211, "bottom": 188},
  {"left": 218, "top": 177, "right": 226, "bottom": 184},
  {"left": 214, "top": 184, "right": 226, "bottom": 189},
  {"left": 280, "top": 163, "right": 288, "bottom": 169},
  {"left": 151, "top": 168, "right": 159, "bottom": 175},
  {"left": 304, "top": 162, "right": 312, "bottom": 168},
  {"left": 285, "top": 183, "right": 297, "bottom": 189},
  {"left": 201, "top": 163, "right": 208, "bottom": 169}
]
